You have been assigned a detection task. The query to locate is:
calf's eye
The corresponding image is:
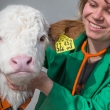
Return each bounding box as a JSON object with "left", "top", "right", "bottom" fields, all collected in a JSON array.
[{"left": 40, "top": 35, "right": 45, "bottom": 42}]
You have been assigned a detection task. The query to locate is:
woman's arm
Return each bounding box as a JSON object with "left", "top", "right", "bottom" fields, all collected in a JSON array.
[{"left": 37, "top": 81, "right": 110, "bottom": 110}]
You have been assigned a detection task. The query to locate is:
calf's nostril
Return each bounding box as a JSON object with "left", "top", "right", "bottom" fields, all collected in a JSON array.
[
  {"left": 27, "top": 57, "right": 32, "bottom": 65},
  {"left": 12, "top": 59, "right": 17, "bottom": 64}
]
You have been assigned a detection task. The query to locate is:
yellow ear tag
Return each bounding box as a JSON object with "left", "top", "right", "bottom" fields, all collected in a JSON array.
[{"left": 55, "top": 34, "right": 75, "bottom": 53}]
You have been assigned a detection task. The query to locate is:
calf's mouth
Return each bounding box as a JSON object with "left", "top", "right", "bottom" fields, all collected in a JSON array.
[{"left": 6, "top": 71, "right": 38, "bottom": 87}]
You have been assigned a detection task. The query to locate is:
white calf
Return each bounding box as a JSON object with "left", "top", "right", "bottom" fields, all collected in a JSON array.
[{"left": 0, "top": 5, "right": 49, "bottom": 110}]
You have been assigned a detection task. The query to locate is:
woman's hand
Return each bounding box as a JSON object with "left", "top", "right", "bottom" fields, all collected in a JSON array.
[{"left": 6, "top": 71, "right": 53, "bottom": 96}]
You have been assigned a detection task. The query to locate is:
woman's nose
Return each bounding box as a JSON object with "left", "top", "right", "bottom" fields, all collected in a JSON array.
[{"left": 92, "top": 8, "right": 104, "bottom": 21}]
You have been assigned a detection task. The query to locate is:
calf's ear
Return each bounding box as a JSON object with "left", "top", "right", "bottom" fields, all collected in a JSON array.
[{"left": 48, "top": 19, "right": 85, "bottom": 48}]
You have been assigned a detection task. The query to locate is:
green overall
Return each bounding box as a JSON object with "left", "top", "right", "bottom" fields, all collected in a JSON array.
[{"left": 35, "top": 33, "right": 110, "bottom": 110}]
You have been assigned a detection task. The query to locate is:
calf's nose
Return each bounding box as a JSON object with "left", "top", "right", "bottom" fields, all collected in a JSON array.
[{"left": 10, "top": 56, "right": 33, "bottom": 71}]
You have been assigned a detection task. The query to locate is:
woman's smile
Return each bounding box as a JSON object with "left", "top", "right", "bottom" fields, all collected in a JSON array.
[
  {"left": 90, "top": 21, "right": 104, "bottom": 29},
  {"left": 88, "top": 20, "right": 105, "bottom": 32}
]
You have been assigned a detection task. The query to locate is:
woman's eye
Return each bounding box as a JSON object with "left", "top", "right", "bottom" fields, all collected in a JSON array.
[
  {"left": 40, "top": 35, "right": 45, "bottom": 42},
  {"left": 90, "top": 3, "right": 96, "bottom": 7},
  {"left": 88, "top": 0, "right": 96, "bottom": 8},
  {"left": 107, "top": 9, "right": 110, "bottom": 14}
]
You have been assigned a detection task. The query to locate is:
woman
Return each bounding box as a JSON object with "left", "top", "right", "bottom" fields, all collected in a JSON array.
[{"left": 7, "top": 0, "right": 110, "bottom": 109}]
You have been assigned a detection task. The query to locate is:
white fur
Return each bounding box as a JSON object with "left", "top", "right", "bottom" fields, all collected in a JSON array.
[{"left": 0, "top": 5, "right": 49, "bottom": 110}]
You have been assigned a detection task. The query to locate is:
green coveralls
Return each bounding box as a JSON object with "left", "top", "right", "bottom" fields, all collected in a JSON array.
[{"left": 35, "top": 32, "right": 110, "bottom": 110}]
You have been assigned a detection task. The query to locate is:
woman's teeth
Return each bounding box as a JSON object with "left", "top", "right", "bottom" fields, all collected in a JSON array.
[{"left": 90, "top": 22, "right": 103, "bottom": 29}]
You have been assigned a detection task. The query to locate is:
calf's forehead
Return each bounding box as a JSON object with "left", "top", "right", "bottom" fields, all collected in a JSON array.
[{"left": 0, "top": 5, "right": 49, "bottom": 39}]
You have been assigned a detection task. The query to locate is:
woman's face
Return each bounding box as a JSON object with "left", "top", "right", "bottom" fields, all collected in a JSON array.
[{"left": 82, "top": 0, "right": 110, "bottom": 43}]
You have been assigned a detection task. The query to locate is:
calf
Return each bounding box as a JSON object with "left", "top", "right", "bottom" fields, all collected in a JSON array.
[{"left": 0, "top": 5, "right": 49, "bottom": 110}]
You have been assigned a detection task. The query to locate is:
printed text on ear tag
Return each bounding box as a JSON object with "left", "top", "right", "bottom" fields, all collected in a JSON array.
[{"left": 55, "top": 34, "right": 75, "bottom": 53}]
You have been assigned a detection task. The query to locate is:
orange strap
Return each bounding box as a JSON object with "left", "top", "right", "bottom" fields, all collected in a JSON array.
[
  {"left": 0, "top": 96, "right": 11, "bottom": 110},
  {"left": 0, "top": 95, "right": 31, "bottom": 110},
  {"left": 72, "top": 40, "right": 107, "bottom": 95},
  {"left": 20, "top": 97, "right": 31, "bottom": 110}
]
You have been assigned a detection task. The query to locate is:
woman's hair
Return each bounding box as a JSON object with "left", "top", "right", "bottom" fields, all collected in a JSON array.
[{"left": 78, "top": 0, "right": 88, "bottom": 20}]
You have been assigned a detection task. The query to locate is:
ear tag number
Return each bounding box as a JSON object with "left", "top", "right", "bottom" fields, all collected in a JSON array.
[{"left": 55, "top": 34, "right": 75, "bottom": 53}]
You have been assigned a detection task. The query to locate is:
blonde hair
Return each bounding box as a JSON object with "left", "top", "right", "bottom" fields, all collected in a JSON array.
[{"left": 78, "top": 0, "right": 88, "bottom": 20}]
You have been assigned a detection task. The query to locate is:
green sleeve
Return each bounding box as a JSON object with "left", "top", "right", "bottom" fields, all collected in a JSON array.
[
  {"left": 43, "top": 46, "right": 56, "bottom": 69},
  {"left": 38, "top": 82, "right": 110, "bottom": 110}
]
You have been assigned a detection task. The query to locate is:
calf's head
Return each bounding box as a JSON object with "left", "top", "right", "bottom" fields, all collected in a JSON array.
[{"left": 0, "top": 5, "right": 49, "bottom": 87}]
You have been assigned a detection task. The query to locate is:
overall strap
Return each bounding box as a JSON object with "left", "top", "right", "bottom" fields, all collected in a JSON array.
[
  {"left": 19, "top": 98, "right": 31, "bottom": 110},
  {"left": 0, "top": 96, "right": 31, "bottom": 110},
  {"left": 0, "top": 96, "right": 12, "bottom": 110}
]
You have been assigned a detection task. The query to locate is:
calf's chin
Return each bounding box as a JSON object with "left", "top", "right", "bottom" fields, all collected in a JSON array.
[
  {"left": 0, "top": 73, "right": 33, "bottom": 110},
  {"left": 7, "top": 72, "right": 38, "bottom": 86}
]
